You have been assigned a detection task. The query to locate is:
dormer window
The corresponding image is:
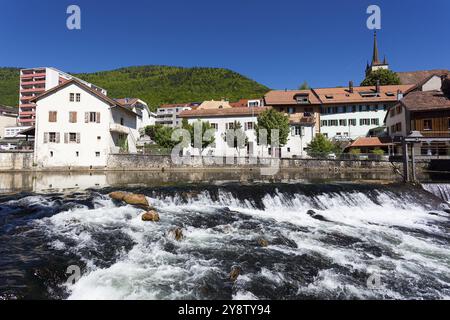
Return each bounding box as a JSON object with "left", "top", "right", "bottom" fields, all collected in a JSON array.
[
  {"left": 325, "top": 95, "right": 334, "bottom": 99},
  {"left": 295, "top": 94, "right": 309, "bottom": 104},
  {"left": 360, "top": 92, "right": 380, "bottom": 98}
]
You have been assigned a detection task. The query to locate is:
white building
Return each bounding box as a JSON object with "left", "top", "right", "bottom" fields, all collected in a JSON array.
[
  {"left": 155, "top": 103, "right": 199, "bottom": 127},
  {"left": 0, "top": 105, "right": 18, "bottom": 139},
  {"left": 31, "top": 79, "right": 138, "bottom": 168},
  {"left": 179, "top": 107, "right": 316, "bottom": 158},
  {"left": 114, "top": 98, "right": 156, "bottom": 131},
  {"left": 19, "top": 67, "right": 107, "bottom": 126},
  {"left": 315, "top": 83, "right": 414, "bottom": 140}
]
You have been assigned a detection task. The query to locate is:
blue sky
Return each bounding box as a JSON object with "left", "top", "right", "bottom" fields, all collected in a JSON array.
[{"left": 0, "top": 0, "right": 449, "bottom": 89}]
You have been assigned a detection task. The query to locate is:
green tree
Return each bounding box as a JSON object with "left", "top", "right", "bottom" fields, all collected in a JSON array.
[
  {"left": 256, "top": 109, "right": 290, "bottom": 155},
  {"left": 361, "top": 69, "right": 401, "bottom": 86},
  {"left": 306, "top": 134, "right": 337, "bottom": 157},
  {"left": 225, "top": 121, "right": 248, "bottom": 157},
  {"left": 182, "top": 119, "right": 215, "bottom": 154},
  {"left": 371, "top": 148, "right": 385, "bottom": 155},
  {"left": 298, "top": 81, "right": 310, "bottom": 90},
  {"left": 153, "top": 126, "right": 180, "bottom": 149},
  {"left": 144, "top": 124, "right": 163, "bottom": 140}
]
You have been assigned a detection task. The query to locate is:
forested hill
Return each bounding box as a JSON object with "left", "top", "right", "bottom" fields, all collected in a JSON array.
[{"left": 0, "top": 66, "right": 270, "bottom": 110}]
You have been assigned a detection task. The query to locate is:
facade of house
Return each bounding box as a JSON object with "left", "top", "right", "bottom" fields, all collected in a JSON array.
[
  {"left": 32, "top": 80, "right": 138, "bottom": 168},
  {"left": 155, "top": 103, "right": 199, "bottom": 127},
  {"left": 386, "top": 86, "right": 450, "bottom": 156},
  {"left": 114, "top": 98, "right": 156, "bottom": 131},
  {"left": 230, "top": 98, "right": 265, "bottom": 108},
  {"left": 19, "top": 67, "right": 107, "bottom": 127},
  {"left": 316, "top": 83, "right": 413, "bottom": 140},
  {"left": 179, "top": 106, "right": 316, "bottom": 159},
  {"left": 0, "top": 105, "right": 18, "bottom": 139}
]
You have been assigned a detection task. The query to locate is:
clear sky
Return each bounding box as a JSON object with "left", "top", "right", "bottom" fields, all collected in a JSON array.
[{"left": 1, "top": 0, "right": 449, "bottom": 89}]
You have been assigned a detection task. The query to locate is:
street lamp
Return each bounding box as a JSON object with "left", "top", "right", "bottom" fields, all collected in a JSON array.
[{"left": 403, "top": 131, "right": 424, "bottom": 183}]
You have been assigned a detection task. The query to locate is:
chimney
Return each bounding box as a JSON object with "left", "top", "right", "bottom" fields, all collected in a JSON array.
[
  {"left": 397, "top": 90, "right": 404, "bottom": 101},
  {"left": 376, "top": 80, "right": 381, "bottom": 93},
  {"left": 349, "top": 81, "right": 354, "bottom": 93}
]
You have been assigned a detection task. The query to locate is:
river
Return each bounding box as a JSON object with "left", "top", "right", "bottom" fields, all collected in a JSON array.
[{"left": 0, "top": 171, "right": 449, "bottom": 300}]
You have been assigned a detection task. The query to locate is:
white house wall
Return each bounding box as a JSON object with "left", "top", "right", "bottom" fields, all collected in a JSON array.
[{"left": 34, "top": 83, "right": 136, "bottom": 168}]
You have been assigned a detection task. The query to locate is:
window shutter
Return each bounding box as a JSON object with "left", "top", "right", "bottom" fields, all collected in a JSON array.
[
  {"left": 85, "top": 112, "right": 89, "bottom": 123},
  {"left": 64, "top": 133, "right": 68, "bottom": 144},
  {"left": 301, "top": 127, "right": 305, "bottom": 137},
  {"left": 56, "top": 132, "right": 60, "bottom": 143},
  {"left": 44, "top": 132, "right": 49, "bottom": 144},
  {"left": 76, "top": 133, "right": 80, "bottom": 144},
  {"left": 96, "top": 112, "right": 101, "bottom": 123}
]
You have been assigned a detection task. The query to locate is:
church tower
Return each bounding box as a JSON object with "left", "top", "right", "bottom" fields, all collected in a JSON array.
[{"left": 365, "top": 31, "right": 389, "bottom": 76}]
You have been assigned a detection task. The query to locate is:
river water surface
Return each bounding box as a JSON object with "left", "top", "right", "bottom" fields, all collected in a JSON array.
[{"left": 0, "top": 171, "right": 449, "bottom": 300}]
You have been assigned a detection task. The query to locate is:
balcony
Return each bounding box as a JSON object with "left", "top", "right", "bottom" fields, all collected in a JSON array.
[
  {"left": 20, "top": 103, "right": 36, "bottom": 108},
  {"left": 20, "top": 87, "right": 45, "bottom": 94},
  {"left": 19, "top": 111, "right": 36, "bottom": 116},
  {"left": 110, "top": 123, "right": 131, "bottom": 134},
  {"left": 288, "top": 113, "right": 316, "bottom": 125},
  {"left": 21, "top": 80, "right": 46, "bottom": 86},
  {"left": 20, "top": 72, "right": 46, "bottom": 79},
  {"left": 420, "top": 130, "right": 450, "bottom": 138},
  {"left": 18, "top": 118, "right": 35, "bottom": 124}
]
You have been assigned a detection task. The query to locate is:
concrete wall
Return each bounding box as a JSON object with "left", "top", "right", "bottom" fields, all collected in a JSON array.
[
  {"left": 0, "top": 151, "right": 33, "bottom": 170},
  {"left": 106, "top": 154, "right": 427, "bottom": 172}
]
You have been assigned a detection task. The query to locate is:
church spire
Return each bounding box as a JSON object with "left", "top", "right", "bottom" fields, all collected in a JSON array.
[{"left": 372, "top": 31, "right": 380, "bottom": 65}]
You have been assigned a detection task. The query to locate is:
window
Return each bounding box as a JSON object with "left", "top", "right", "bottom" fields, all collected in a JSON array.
[
  {"left": 211, "top": 123, "right": 218, "bottom": 131},
  {"left": 76, "top": 93, "right": 81, "bottom": 102},
  {"left": 95, "top": 152, "right": 100, "bottom": 157},
  {"left": 288, "top": 107, "right": 295, "bottom": 114},
  {"left": 395, "top": 122, "right": 402, "bottom": 132},
  {"left": 226, "top": 122, "right": 235, "bottom": 130},
  {"left": 245, "top": 122, "right": 254, "bottom": 130},
  {"left": 292, "top": 125, "right": 303, "bottom": 136},
  {"left": 339, "top": 119, "right": 347, "bottom": 126},
  {"left": 349, "top": 119, "right": 357, "bottom": 126},
  {"left": 396, "top": 105, "right": 402, "bottom": 115},
  {"left": 69, "top": 133, "right": 77, "bottom": 143},
  {"left": 360, "top": 119, "right": 371, "bottom": 126},
  {"left": 69, "top": 112, "right": 77, "bottom": 123},
  {"left": 321, "top": 120, "right": 327, "bottom": 127},
  {"left": 371, "top": 119, "right": 380, "bottom": 126},
  {"left": 120, "top": 117, "right": 124, "bottom": 125},
  {"left": 50, "top": 151, "right": 54, "bottom": 157},
  {"left": 76, "top": 151, "right": 79, "bottom": 157},
  {"left": 48, "top": 111, "right": 57, "bottom": 122},
  {"left": 329, "top": 120, "right": 338, "bottom": 126},
  {"left": 423, "top": 119, "right": 432, "bottom": 131},
  {"left": 287, "top": 148, "right": 291, "bottom": 152},
  {"left": 46, "top": 132, "right": 59, "bottom": 143},
  {"left": 97, "top": 136, "right": 101, "bottom": 140},
  {"left": 70, "top": 93, "right": 75, "bottom": 102},
  {"left": 86, "top": 112, "right": 100, "bottom": 123}
]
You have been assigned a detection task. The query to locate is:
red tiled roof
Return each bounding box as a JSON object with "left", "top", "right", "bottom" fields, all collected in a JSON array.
[
  {"left": 397, "top": 70, "right": 449, "bottom": 85},
  {"left": 264, "top": 90, "right": 321, "bottom": 105},
  {"left": 399, "top": 90, "right": 450, "bottom": 112},
  {"left": 230, "top": 99, "right": 249, "bottom": 108},
  {"left": 179, "top": 107, "right": 270, "bottom": 118},
  {"left": 349, "top": 137, "right": 393, "bottom": 148},
  {"left": 313, "top": 85, "right": 413, "bottom": 104}
]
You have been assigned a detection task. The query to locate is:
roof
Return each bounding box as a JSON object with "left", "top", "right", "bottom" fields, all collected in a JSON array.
[
  {"left": 230, "top": 99, "right": 249, "bottom": 108},
  {"left": 313, "top": 85, "right": 413, "bottom": 104},
  {"left": 264, "top": 90, "right": 321, "bottom": 105},
  {"left": 158, "top": 103, "right": 198, "bottom": 109},
  {"left": 398, "top": 90, "right": 450, "bottom": 112},
  {"left": 348, "top": 137, "right": 393, "bottom": 148},
  {"left": 114, "top": 98, "right": 140, "bottom": 106},
  {"left": 0, "top": 105, "right": 18, "bottom": 116},
  {"left": 179, "top": 107, "right": 271, "bottom": 118},
  {"left": 397, "top": 70, "right": 449, "bottom": 85},
  {"left": 197, "top": 100, "right": 233, "bottom": 110},
  {"left": 30, "top": 79, "right": 137, "bottom": 116}
]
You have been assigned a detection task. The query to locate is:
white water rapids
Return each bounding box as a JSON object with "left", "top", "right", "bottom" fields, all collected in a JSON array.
[{"left": 18, "top": 184, "right": 449, "bottom": 300}]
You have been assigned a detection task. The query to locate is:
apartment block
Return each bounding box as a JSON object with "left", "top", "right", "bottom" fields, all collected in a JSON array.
[{"left": 19, "top": 67, "right": 107, "bottom": 126}]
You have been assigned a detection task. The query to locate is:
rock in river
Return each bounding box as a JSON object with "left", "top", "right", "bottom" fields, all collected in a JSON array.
[{"left": 142, "top": 210, "right": 160, "bottom": 222}]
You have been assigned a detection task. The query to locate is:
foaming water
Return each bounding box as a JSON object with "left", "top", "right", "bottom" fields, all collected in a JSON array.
[
  {"left": 0, "top": 183, "right": 449, "bottom": 300},
  {"left": 423, "top": 183, "right": 450, "bottom": 203}
]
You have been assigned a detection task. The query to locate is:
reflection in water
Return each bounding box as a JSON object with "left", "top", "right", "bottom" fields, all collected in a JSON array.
[{"left": 0, "top": 170, "right": 410, "bottom": 193}]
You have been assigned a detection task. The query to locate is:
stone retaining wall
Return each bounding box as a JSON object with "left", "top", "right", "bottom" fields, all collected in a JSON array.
[{"left": 0, "top": 151, "right": 34, "bottom": 171}]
